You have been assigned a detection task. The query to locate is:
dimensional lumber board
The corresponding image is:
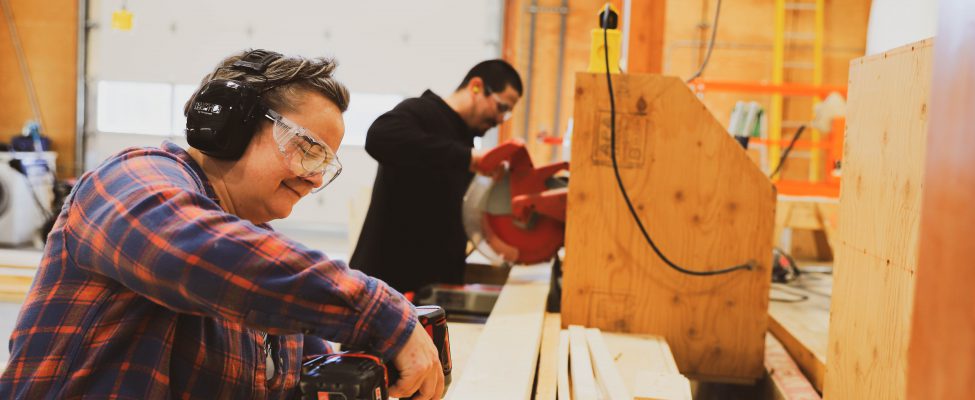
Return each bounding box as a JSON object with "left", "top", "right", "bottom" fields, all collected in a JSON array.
[
  {"left": 585, "top": 328, "right": 631, "bottom": 400},
  {"left": 768, "top": 274, "right": 832, "bottom": 392},
  {"left": 563, "top": 72, "right": 775, "bottom": 382},
  {"left": 534, "top": 312, "right": 562, "bottom": 400},
  {"left": 557, "top": 330, "right": 571, "bottom": 400},
  {"left": 0, "top": 267, "right": 35, "bottom": 302},
  {"left": 602, "top": 331, "right": 690, "bottom": 399},
  {"left": 632, "top": 371, "right": 692, "bottom": 400},
  {"left": 823, "top": 39, "right": 933, "bottom": 400},
  {"left": 568, "top": 325, "right": 599, "bottom": 400},
  {"left": 602, "top": 332, "right": 680, "bottom": 377},
  {"left": 764, "top": 333, "right": 821, "bottom": 400},
  {"left": 907, "top": 3, "right": 975, "bottom": 398},
  {"left": 442, "top": 322, "right": 484, "bottom": 386},
  {"left": 445, "top": 265, "right": 549, "bottom": 400}
]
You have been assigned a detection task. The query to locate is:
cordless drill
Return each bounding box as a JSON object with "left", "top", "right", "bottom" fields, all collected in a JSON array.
[{"left": 298, "top": 305, "right": 452, "bottom": 400}]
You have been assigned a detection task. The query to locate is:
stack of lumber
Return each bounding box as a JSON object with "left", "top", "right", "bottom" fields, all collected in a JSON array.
[
  {"left": 445, "top": 265, "right": 693, "bottom": 400},
  {"left": 558, "top": 325, "right": 691, "bottom": 400}
]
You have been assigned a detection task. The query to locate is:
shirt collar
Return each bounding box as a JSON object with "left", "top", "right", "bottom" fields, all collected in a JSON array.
[
  {"left": 421, "top": 90, "right": 479, "bottom": 140},
  {"left": 161, "top": 140, "right": 221, "bottom": 204}
]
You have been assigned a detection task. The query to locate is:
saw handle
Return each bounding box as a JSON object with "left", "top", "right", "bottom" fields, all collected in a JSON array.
[
  {"left": 512, "top": 187, "right": 568, "bottom": 223},
  {"left": 473, "top": 138, "right": 529, "bottom": 176}
]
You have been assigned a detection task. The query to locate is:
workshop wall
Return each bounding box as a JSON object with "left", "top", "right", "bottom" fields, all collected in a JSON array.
[
  {"left": 865, "top": 0, "right": 938, "bottom": 55},
  {"left": 501, "top": 0, "right": 871, "bottom": 181},
  {"left": 0, "top": 0, "right": 79, "bottom": 177},
  {"left": 85, "top": 0, "right": 504, "bottom": 255}
]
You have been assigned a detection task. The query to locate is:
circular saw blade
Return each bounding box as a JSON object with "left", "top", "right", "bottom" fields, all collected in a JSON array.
[
  {"left": 463, "top": 172, "right": 567, "bottom": 265},
  {"left": 462, "top": 174, "right": 509, "bottom": 265}
]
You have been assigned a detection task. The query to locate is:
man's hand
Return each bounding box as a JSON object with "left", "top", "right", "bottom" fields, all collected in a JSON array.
[
  {"left": 470, "top": 148, "right": 486, "bottom": 174},
  {"left": 389, "top": 322, "right": 444, "bottom": 399},
  {"left": 470, "top": 148, "right": 505, "bottom": 178}
]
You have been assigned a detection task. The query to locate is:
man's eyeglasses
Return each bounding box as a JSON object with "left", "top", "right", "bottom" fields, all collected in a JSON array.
[
  {"left": 265, "top": 109, "right": 342, "bottom": 192},
  {"left": 489, "top": 92, "right": 514, "bottom": 122}
]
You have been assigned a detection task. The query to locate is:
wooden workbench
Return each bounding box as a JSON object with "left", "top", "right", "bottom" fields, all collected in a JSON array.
[
  {"left": 444, "top": 263, "right": 825, "bottom": 400},
  {"left": 444, "top": 264, "right": 692, "bottom": 400},
  {"left": 768, "top": 270, "right": 832, "bottom": 393},
  {"left": 0, "top": 248, "right": 41, "bottom": 301}
]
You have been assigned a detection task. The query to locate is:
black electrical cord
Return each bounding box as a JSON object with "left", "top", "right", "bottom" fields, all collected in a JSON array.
[
  {"left": 769, "top": 125, "right": 807, "bottom": 179},
  {"left": 685, "top": 0, "right": 723, "bottom": 83},
  {"left": 603, "top": 14, "right": 752, "bottom": 276},
  {"left": 769, "top": 285, "right": 810, "bottom": 303}
]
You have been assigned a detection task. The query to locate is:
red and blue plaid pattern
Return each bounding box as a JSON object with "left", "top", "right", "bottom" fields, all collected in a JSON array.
[{"left": 0, "top": 142, "right": 416, "bottom": 399}]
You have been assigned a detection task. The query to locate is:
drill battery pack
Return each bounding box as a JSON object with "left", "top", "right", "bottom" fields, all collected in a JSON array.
[
  {"left": 297, "top": 351, "right": 388, "bottom": 400},
  {"left": 297, "top": 306, "right": 451, "bottom": 400}
]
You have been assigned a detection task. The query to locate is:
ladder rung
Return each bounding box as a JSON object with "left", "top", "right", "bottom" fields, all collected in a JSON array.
[
  {"left": 785, "top": 3, "right": 817, "bottom": 11},
  {"left": 784, "top": 31, "right": 816, "bottom": 41},
  {"left": 784, "top": 61, "right": 815, "bottom": 69}
]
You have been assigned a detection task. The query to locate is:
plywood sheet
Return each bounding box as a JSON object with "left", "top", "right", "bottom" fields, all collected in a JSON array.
[
  {"left": 824, "top": 39, "right": 933, "bottom": 400},
  {"left": 563, "top": 72, "right": 774, "bottom": 382}
]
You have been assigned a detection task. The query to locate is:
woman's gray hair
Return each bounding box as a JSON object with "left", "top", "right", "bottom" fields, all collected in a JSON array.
[{"left": 185, "top": 49, "right": 350, "bottom": 115}]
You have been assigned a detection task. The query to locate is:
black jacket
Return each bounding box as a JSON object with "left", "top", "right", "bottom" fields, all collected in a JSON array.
[{"left": 350, "top": 90, "right": 476, "bottom": 293}]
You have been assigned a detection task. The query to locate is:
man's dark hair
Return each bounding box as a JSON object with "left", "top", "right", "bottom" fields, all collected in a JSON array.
[{"left": 456, "top": 59, "right": 523, "bottom": 96}]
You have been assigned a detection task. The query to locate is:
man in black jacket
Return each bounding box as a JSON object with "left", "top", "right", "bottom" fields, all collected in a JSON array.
[{"left": 351, "top": 60, "right": 522, "bottom": 294}]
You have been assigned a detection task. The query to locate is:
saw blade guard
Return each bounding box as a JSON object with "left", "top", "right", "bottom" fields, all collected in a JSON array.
[{"left": 463, "top": 139, "right": 569, "bottom": 265}]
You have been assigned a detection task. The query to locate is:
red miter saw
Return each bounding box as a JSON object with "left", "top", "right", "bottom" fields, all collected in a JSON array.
[{"left": 464, "top": 139, "right": 569, "bottom": 265}]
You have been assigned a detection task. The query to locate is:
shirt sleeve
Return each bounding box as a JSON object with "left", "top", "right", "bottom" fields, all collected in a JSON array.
[
  {"left": 364, "top": 101, "right": 472, "bottom": 170},
  {"left": 62, "top": 149, "right": 416, "bottom": 360},
  {"left": 302, "top": 335, "right": 334, "bottom": 360}
]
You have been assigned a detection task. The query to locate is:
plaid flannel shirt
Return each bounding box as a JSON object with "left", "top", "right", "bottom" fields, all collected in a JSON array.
[{"left": 0, "top": 142, "right": 416, "bottom": 399}]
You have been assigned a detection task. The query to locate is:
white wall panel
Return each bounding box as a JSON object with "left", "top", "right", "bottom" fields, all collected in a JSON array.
[{"left": 85, "top": 0, "right": 503, "bottom": 253}]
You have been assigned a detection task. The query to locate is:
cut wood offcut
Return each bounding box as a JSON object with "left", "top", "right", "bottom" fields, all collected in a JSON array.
[{"left": 561, "top": 325, "right": 690, "bottom": 400}]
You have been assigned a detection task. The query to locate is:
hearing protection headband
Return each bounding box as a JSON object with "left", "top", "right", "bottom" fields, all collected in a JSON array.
[{"left": 185, "top": 49, "right": 282, "bottom": 160}]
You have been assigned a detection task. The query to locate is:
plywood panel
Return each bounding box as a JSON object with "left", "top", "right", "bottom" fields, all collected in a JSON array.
[
  {"left": 823, "top": 39, "right": 932, "bottom": 400},
  {"left": 563, "top": 72, "right": 774, "bottom": 382},
  {"left": 907, "top": 2, "right": 975, "bottom": 397},
  {"left": 0, "top": 0, "right": 78, "bottom": 177}
]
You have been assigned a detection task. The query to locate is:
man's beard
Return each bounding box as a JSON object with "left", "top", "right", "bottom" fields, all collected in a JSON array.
[{"left": 473, "top": 119, "right": 497, "bottom": 137}]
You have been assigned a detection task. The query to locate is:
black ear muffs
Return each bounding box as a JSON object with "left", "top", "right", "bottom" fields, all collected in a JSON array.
[
  {"left": 185, "top": 50, "right": 282, "bottom": 160},
  {"left": 185, "top": 79, "right": 266, "bottom": 159}
]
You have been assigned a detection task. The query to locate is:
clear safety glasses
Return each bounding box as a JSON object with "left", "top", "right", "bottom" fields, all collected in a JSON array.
[
  {"left": 489, "top": 92, "right": 514, "bottom": 122},
  {"left": 265, "top": 109, "right": 342, "bottom": 192}
]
